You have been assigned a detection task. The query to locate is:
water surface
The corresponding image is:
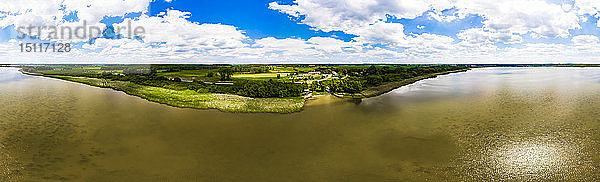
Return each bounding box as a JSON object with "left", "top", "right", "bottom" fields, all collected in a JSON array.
[{"left": 1, "top": 67, "right": 600, "bottom": 181}]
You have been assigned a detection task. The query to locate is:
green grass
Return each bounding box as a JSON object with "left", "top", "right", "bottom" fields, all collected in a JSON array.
[{"left": 47, "top": 75, "right": 305, "bottom": 113}]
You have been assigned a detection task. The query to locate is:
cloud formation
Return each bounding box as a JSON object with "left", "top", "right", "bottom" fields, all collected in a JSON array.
[{"left": 3, "top": 0, "right": 600, "bottom": 64}]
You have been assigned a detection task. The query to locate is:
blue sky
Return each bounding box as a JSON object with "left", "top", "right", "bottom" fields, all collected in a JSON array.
[
  {"left": 147, "top": 0, "right": 356, "bottom": 41},
  {"left": 2, "top": 0, "right": 600, "bottom": 64}
]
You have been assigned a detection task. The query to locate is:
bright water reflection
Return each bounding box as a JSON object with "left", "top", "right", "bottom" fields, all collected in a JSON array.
[{"left": 489, "top": 140, "right": 579, "bottom": 180}]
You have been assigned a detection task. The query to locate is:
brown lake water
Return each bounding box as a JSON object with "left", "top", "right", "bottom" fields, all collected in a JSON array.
[{"left": 1, "top": 67, "right": 600, "bottom": 181}]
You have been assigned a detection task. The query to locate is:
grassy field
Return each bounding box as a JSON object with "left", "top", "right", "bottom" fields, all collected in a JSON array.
[{"left": 46, "top": 75, "right": 305, "bottom": 113}]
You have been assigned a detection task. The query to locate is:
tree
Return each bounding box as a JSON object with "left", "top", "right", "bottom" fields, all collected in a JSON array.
[
  {"left": 366, "top": 65, "right": 378, "bottom": 75},
  {"left": 365, "top": 75, "right": 383, "bottom": 86},
  {"left": 218, "top": 68, "right": 234, "bottom": 80},
  {"left": 343, "top": 79, "right": 363, "bottom": 94}
]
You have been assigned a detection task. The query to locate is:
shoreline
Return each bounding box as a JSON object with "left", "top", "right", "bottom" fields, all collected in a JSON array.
[
  {"left": 359, "top": 68, "right": 471, "bottom": 98},
  {"left": 18, "top": 69, "right": 44, "bottom": 76},
  {"left": 18, "top": 68, "right": 470, "bottom": 113}
]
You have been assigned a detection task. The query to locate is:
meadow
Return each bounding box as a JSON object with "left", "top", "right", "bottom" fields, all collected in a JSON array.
[{"left": 46, "top": 75, "right": 305, "bottom": 113}]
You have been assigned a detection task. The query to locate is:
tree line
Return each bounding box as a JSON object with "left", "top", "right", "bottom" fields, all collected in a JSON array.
[{"left": 55, "top": 72, "right": 306, "bottom": 98}]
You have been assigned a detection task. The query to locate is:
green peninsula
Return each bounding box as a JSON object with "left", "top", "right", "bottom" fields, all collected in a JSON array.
[{"left": 21, "top": 64, "right": 470, "bottom": 113}]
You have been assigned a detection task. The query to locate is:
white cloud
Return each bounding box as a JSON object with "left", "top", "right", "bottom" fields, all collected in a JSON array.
[
  {"left": 0, "top": 0, "right": 64, "bottom": 27},
  {"left": 571, "top": 35, "right": 600, "bottom": 54},
  {"left": 307, "top": 37, "right": 355, "bottom": 53},
  {"left": 0, "top": 0, "right": 151, "bottom": 26},
  {"left": 4, "top": 1, "right": 600, "bottom": 64},
  {"left": 76, "top": 10, "right": 250, "bottom": 62},
  {"left": 270, "top": 0, "right": 582, "bottom": 39},
  {"left": 261, "top": 0, "right": 600, "bottom": 64},
  {"left": 573, "top": 0, "right": 600, "bottom": 28},
  {"left": 454, "top": 0, "right": 580, "bottom": 38},
  {"left": 117, "top": 10, "right": 249, "bottom": 50},
  {"left": 268, "top": 0, "right": 454, "bottom": 33},
  {"left": 0, "top": 0, "right": 151, "bottom": 42},
  {"left": 352, "top": 21, "right": 408, "bottom": 46},
  {"left": 457, "top": 28, "right": 523, "bottom": 44},
  {"left": 574, "top": 0, "right": 600, "bottom": 16},
  {"left": 572, "top": 35, "right": 599, "bottom": 45},
  {"left": 62, "top": 0, "right": 151, "bottom": 24}
]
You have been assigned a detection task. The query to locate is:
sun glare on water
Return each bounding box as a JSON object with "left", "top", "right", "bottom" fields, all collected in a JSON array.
[{"left": 490, "top": 140, "right": 576, "bottom": 179}]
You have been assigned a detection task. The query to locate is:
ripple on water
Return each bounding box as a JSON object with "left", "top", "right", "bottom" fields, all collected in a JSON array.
[{"left": 3, "top": 67, "right": 600, "bottom": 181}]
